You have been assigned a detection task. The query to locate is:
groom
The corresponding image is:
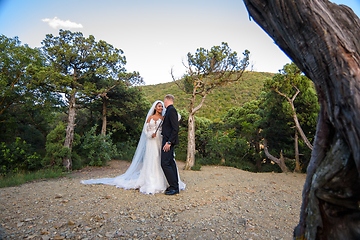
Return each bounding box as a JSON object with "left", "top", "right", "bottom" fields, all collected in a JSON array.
[{"left": 161, "top": 94, "right": 180, "bottom": 195}]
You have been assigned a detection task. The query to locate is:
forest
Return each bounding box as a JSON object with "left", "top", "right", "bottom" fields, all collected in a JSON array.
[{"left": 0, "top": 30, "right": 319, "bottom": 184}]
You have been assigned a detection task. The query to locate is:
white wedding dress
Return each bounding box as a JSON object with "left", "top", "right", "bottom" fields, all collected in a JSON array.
[{"left": 81, "top": 100, "right": 186, "bottom": 195}]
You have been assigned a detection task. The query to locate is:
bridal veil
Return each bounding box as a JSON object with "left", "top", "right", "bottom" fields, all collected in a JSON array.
[{"left": 80, "top": 100, "right": 166, "bottom": 189}]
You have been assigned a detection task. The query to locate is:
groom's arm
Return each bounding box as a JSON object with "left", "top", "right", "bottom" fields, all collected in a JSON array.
[{"left": 167, "top": 107, "right": 179, "bottom": 145}]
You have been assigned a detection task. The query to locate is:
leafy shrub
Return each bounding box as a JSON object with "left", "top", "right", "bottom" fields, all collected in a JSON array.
[
  {"left": 0, "top": 137, "right": 42, "bottom": 175},
  {"left": 227, "top": 161, "right": 257, "bottom": 172},
  {"left": 43, "top": 122, "right": 80, "bottom": 169},
  {"left": 191, "top": 162, "right": 202, "bottom": 171},
  {"left": 80, "top": 125, "right": 118, "bottom": 166},
  {"left": 177, "top": 109, "right": 212, "bottom": 161},
  {"left": 261, "top": 162, "right": 282, "bottom": 173},
  {"left": 200, "top": 128, "right": 257, "bottom": 170},
  {"left": 284, "top": 158, "right": 296, "bottom": 172},
  {"left": 69, "top": 151, "right": 82, "bottom": 170},
  {"left": 115, "top": 140, "right": 137, "bottom": 161}
]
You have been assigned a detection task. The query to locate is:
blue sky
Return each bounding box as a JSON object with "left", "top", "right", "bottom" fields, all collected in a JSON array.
[{"left": 1, "top": 0, "right": 359, "bottom": 85}]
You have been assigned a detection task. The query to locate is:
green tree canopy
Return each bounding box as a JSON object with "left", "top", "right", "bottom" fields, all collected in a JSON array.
[
  {"left": 173, "top": 42, "right": 250, "bottom": 170},
  {"left": 0, "top": 35, "right": 44, "bottom": 118},
  {"left": 261, "top": 63, "right": 319, "bottom": 169},
  {"left": 0, "top": 35, "right": 61, "bottom": 153},
  {"left": 28, "top": 29, "right": 131, "bottom": 170}
]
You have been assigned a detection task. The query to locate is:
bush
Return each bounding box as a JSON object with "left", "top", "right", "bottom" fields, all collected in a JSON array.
[
  {"left": 43, "top": 122, "right": 80, "bottom": 169},
  {"left": 0, "top": 137, "right": 42, "bottom": 176},
  {"left": 261, "top": 162, "right": 282, "bottom": 173},
  {"left": 191, "top": 162, "right": 202, "bottom": 171},
  {"left": 115, "top": 140, "right": 137, "bottom": 161},
  {"left": 80, "top": 125, "right": 118, "bottom": 166},
  {"left": 200, "top": 128, "right": 257, "bottom": 170},
  {"left": 69, "top": 151, "right": 82, "bottom": 170},
  {"left": 227, "top": 161, "right": 257, "bottom": 172},
  {"left": 177, "top": 109, "right": 212, "bottom": 161}
]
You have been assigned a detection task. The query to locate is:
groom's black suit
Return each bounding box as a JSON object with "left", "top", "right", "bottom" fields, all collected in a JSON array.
[{"left": 161, "top": 104, "right": 179, "bottom": 192}]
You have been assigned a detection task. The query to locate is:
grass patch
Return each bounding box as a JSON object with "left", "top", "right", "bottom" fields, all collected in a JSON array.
[{"left": 0, "top": 168, "right": 66, "bottom": 188}]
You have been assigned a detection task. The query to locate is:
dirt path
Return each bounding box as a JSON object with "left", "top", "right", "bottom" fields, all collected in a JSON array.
[{"left": 0, "top": 160, "right": 306, "bottom": 239}]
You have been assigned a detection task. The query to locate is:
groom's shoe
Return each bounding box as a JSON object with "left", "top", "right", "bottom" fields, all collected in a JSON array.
[
  {"left": 165, "top": 189, "right": 179, "bottom": 195},
  {"left": 165, "top": 187, "right": 171, "bottom": 192}
]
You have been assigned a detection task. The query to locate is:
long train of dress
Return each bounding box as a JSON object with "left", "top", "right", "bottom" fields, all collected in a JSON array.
[{"left": 81, "top": 119, "right": 185, "bottom": 194}]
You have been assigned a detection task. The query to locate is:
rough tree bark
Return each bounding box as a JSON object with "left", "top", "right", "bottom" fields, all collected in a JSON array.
[
  {"left": 97, "top": 83, "right": 122, "bottom": 138},
  {"left": 63, "top": 91, "right": 76, "bottom": 170},
  {"left": 294, "top": 129, "right": 301, "bottom": 173},
  {"left": 185, "top": 112, "right": 196, "bottom": 169},
  {"left": 255, "top": 128, "right": 262, "bottom": 170},
  {"left": 184, "top": 87, "right": 207, "bottom": 170},
  {"left": 243, "top": 0, "right": 360, "bottom": 239},
  {"left": 101, "top": 95, "right": 108, "bottom": 137}
]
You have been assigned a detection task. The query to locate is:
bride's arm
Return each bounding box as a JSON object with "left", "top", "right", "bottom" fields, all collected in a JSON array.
[
  {"left": 144, "top": 117, "right": 158, "bottom": 138},
  {"left": 146, "top": 116, "right": 152, "bottom": 123},
  {"left": 144, "top": 123, "right": 153, "bottom": 138}
]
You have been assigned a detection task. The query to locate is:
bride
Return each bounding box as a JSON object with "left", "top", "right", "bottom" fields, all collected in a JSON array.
[{"left": 81, "top": 100, "right": 186, "bottom": 194}]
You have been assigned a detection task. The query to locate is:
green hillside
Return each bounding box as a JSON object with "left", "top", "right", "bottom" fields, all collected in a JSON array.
[{"left": 141, "top": 71, "right": 274, "bottom": 121}]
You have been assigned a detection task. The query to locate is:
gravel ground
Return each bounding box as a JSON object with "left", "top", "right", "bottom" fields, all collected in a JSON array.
[{"left": 0, "top": 160, "right": 306, "bottom": 240}]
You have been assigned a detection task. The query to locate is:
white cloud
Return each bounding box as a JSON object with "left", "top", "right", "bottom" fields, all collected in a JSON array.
[{"left": 42, "top": 17, "right": 83, "bottom": 29}]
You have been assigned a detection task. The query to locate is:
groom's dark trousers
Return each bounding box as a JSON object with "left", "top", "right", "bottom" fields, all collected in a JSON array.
[
  {"left": 161, "top": 140, "right": 179, "bottom": 191},
  {"left": 161, "top": 104, "right": 180, "bottom": 191}
]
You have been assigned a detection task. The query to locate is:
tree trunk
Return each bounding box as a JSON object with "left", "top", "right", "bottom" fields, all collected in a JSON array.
[
  {"left": 275, "top": 87, "right": 313, "bottom": 150},
  {"left": 63, "top": 92, "right": 76, "bottom": 171},
  {"left": 263, "top": 138, "right": 290, "bottom": 173},
  {"left": 243, "top": 1, "right": 360, "bottom": 239},
  {"left": 184, "top": 111, "right": 196, "bottom": 170},
  {"left": 184, "top": 90, "right": 208, "bottom": 170},
  {"left": 101, "top": 98, "right": 107, "bottom": 138},
  {"left": 292, "top": 102, "right": 313, "bottom": 151},
  {"left": 294, "top": 129, "right": 301, "bottom": 173},
  {"left": 255, "top": 128, "right": 262, "bottom": 171}
]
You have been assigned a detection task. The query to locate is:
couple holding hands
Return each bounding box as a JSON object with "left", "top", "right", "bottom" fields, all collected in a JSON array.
[{"left": 81, "top": 94, "right": 186, "bottom": 195}]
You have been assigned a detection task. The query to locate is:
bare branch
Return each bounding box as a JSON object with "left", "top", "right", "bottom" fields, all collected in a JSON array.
[
  {"left": 263, "top": 138, "right": 290, "bottom": 172},
  {"left": 273, "top": 85, "right": 313, "bottom": 150},
  {"left": 192, "top": 93, "right": 208, "bottom": 114},
  {"left": 171, "top": 68, "right": 187, "bottom": 93},
  {"left": 291, "top": 83, "right": 300, "bottom": 102}
]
